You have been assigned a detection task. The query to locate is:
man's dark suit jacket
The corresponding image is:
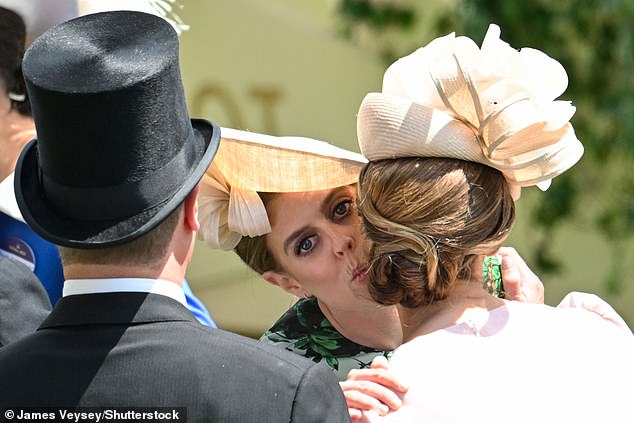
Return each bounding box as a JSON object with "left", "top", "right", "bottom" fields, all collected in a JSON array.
[
  {"left": 0, "top": 256, "right": 51, "bottom": 347},
  {"left": 0, "top": 292, "right": 350, "bottom": 422}
]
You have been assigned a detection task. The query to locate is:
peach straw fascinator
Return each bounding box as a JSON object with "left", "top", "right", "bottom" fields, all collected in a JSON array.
[
  {"left": 198, "top": 128, "right": 367, "bottom": 250},
  {"left": 357, "top": 24, "right": 584, "bottom": 199}
]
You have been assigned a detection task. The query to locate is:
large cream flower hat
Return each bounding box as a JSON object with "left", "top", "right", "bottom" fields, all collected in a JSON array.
[{"left": 357, "top": 24, "right": 584, "bottom": 198}]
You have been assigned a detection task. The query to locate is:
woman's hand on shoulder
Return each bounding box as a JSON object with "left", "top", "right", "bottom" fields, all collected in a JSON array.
[
  {"left": 496, "top": 247, "right": 544, "bottom": 304},
  {"left": 340, "top": 356, "right": 408, "bottom": 421}
]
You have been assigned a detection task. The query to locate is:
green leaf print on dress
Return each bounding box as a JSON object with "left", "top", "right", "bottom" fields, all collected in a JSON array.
[{"left": 261, "top": 297, "right": 391, "bottom": 380}]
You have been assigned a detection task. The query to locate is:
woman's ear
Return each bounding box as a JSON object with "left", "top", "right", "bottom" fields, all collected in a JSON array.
[{"left": 263, "top": 271, "right": 310, "bottom": 298}]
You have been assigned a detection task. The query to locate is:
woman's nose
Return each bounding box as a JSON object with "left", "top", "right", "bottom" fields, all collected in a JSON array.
[{"left": 333, "top": 232, "right": 355, "bottom": 257}]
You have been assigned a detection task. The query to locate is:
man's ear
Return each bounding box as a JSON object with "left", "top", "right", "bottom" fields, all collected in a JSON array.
[
  {"left": 263, "top": 271, "right": 310, "bottom": 298},
  {"left": 183, "top": 185, "right": 200, "bottom": 231}
]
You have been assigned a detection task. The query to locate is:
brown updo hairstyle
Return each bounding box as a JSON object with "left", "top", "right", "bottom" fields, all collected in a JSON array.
[
  {"left": 0, "top": 6, "right": 31, "bottom": 116},
  {"left": 357, "top": 157, "right": 515, "bottom": 308}
]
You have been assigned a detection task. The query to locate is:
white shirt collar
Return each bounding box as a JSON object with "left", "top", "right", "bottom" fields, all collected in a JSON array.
[
  {"left": 63, "top": 278, "right": 187, "bottom": 307},
  {"left": 0, "top": 172, "right": 24, "bottom": 222}
]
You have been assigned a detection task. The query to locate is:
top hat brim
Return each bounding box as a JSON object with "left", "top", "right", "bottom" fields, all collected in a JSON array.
[{"left": 15, "top": 119, "right": 220, "bottom": 249}]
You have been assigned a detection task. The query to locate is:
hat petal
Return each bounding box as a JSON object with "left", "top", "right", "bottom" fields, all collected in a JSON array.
[
  {"left": 198, "top": 166, "right": 254, "bottom": 251},
  {"left": 227, "top": 189, "right": 271, "bottom": 238}
]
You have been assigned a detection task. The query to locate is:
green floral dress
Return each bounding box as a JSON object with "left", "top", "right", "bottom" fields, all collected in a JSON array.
[
  {"left": 260, "top": 256, "right": 503, "bottom": 380},
  {"left": 260, "top": 298, "right": 392, "bottom": 381}
]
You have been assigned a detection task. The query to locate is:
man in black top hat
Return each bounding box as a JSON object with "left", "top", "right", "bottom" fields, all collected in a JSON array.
[{"left": 0, "top": 11, "right": 349, "bottom": 422}]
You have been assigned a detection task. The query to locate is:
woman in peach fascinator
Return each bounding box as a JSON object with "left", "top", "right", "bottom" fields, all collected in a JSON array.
[{"left": 349, "top": 24, "right": 634, "bottom": 422}]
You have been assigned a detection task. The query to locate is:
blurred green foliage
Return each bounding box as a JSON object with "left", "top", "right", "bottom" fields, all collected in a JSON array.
[
  {"left": 338, "top": 0, "right": 415, "bottom": 34},
  {"left": 336, "top": 0, "right": 634, "bottom": 292}
]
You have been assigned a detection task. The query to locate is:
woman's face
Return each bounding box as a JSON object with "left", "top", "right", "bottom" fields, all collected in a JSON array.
[{"left": 263, "top": 185, "right": 375, "bottom": 312}]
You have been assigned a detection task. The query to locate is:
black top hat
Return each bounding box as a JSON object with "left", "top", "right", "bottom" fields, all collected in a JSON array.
[{"left": 15, "top": 11, "right": 220, "bottom": 248}]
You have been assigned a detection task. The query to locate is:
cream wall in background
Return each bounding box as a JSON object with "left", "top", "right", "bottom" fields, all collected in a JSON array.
[{"left": 179, "top": 0, "right": 381, "bottom": 151}]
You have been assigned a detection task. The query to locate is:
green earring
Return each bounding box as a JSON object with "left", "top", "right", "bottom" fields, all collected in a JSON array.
[{"left": 482, "top": 255, "right": 504, "bottom": 298}]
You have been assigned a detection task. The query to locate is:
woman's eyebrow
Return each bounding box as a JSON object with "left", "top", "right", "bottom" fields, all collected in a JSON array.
[
  {"left": 283, "top": 227, "right": 307, "bottom": 256},
  {"left": 282, "top": 188, "right": 346, "bottom": 255},
  {"left": 320, "top": 188, "right": 342, "bottom": 216}
]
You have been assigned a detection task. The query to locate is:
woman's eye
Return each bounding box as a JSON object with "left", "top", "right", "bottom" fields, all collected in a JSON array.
[
  {"left": 296, "top": 235, "right": 317, "bottom": 256},
  {"left": 333, "top": 200, "right": 352, "bottom": 220}
]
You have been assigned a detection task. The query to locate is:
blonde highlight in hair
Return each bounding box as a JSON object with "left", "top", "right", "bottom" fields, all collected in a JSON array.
[{"left": 357, "top": 157, "right": 515, "bottom": 308}]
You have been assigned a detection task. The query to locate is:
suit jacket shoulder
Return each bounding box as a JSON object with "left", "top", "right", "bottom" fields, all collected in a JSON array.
[
  {"left": 0, "top": 256, "right": 51, "bottom": 347},
  {"left": 0, "top": 292, "right": 350, "bottom": 423}
]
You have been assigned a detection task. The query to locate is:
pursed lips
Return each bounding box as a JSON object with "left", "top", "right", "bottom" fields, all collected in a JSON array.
[{"left": 351, "top": 265, "right": 368, "bottom": 283}]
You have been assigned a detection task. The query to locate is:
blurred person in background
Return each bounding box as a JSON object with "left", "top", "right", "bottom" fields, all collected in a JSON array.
[{"left": 0, "top": 5, "right": 54, "bottom": 345}]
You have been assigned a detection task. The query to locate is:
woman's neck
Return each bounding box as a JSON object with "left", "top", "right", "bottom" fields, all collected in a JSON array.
[
  {"left": 317, "top": 299, "right": 403, "bottom": 350},
  {"left": 398, "top": 274, "right": 505, "bottom": 342}
]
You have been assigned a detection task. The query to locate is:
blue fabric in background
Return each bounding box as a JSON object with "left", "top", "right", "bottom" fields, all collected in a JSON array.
[
  {"left": 0, "top": 211, "right": 63, "bottom": 304},
  {"left": 0, "top": 211, "right": 216, "bottom": 327},
  {"left": 183, "top": 279, "right": 217, "bottom": 328}
]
